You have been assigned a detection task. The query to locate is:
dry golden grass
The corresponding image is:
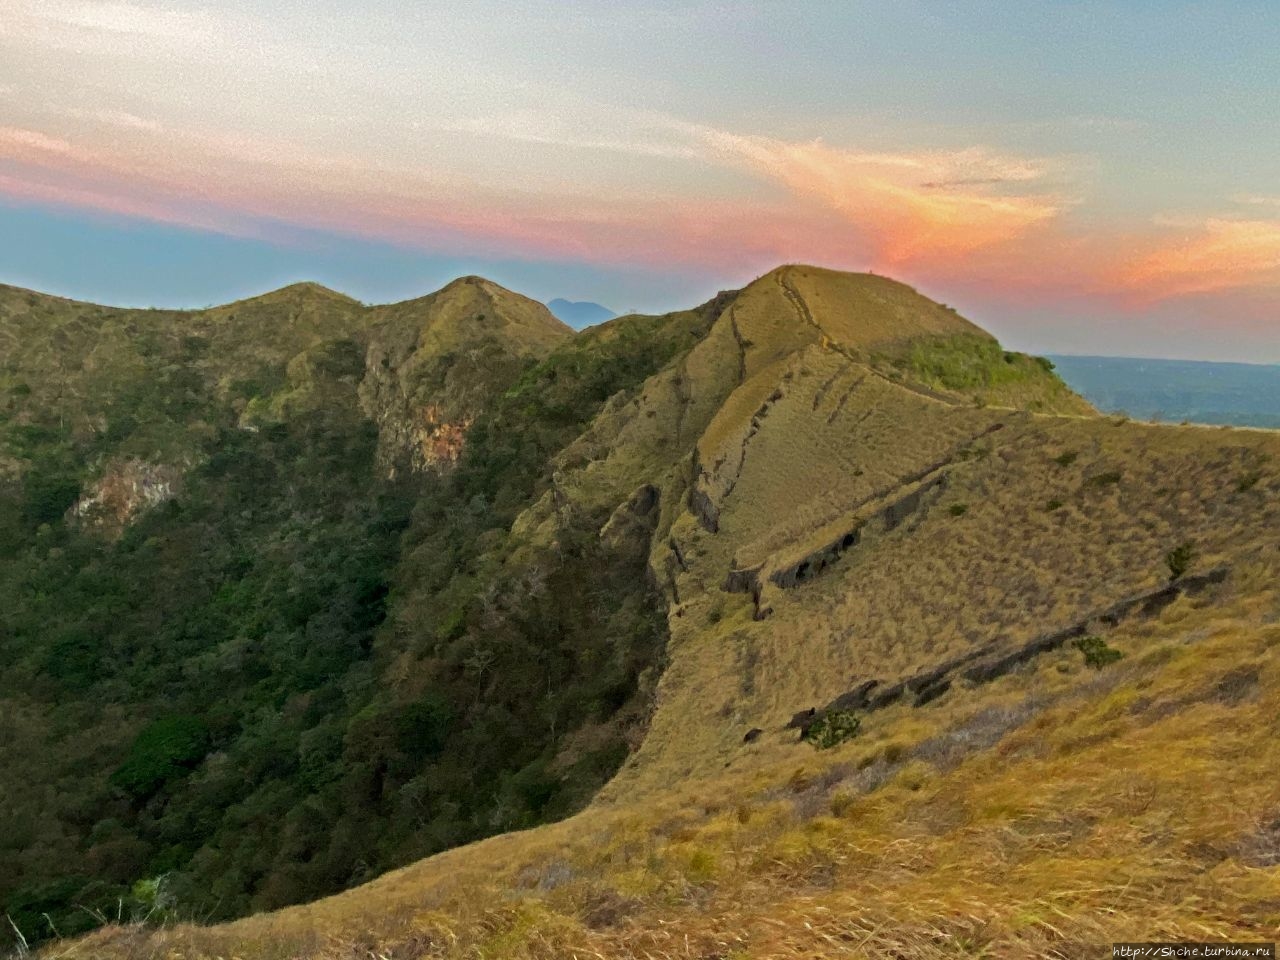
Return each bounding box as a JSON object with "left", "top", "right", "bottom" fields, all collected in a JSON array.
[
  {"left": 772, "top": 265, "right": 986, "bottom": 352},
  {"left": 627, "top": 402, "right": 1279, "bottom": 796}
]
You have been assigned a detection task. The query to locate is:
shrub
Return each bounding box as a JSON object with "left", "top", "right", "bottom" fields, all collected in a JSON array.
[
  {"left": 1074, "top": 635, "right": 1123, "bottom": 669},
  {"left": 829, "top": 790, "right": 858, "bottom": 818},
  {"left": 1045, "top": 498, "right": 1064, "bottom": 512},
  {"left": 1087, "top": 470, "right": 1122, "bottom": 487},
  {"left": 1053, "top": 451, "right": 1077, "bottom": 467},
  {"left": 1166, "top": 542, "right": 1195, "bottom": 580},
  {"left": 805, "top": 711, "right": 861, "bottom": 750},
  {"left": 1236, "top": 471, "right": 1262, "bottom": 493},
  {"left": 683, "top": 847, "right": 717, "bottom": 884},
  {"left": 881, "top": 742, "right": 907, "bottom": 764},
  {"left": 948, "top": 503, "right": 968, "bottom": 517},
  {"left": 130, "top": 875, "right": 175, "bottom": 921}
]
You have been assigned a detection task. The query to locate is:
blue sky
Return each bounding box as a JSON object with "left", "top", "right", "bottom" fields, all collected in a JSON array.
[
  {"left": 1, "top": 1, "right": 1277, "bottom": 360},
  {"left": 0, "top": 200, "right": 695, "bottom": 313}
]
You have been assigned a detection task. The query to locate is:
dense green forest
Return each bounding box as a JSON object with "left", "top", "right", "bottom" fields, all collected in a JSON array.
[{"left": 0, "top": 281, "right": 713, "bottom": 947}]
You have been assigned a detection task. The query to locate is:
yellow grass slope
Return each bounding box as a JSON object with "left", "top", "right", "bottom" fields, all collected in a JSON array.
[{"left": 58, "top": 267, "right": 1280, "bottom": 959}]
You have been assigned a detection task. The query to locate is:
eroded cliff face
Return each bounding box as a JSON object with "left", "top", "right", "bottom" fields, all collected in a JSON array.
[
  {"left": 415, "top": 404, "right": 472, "bottom": 467},
  {"left": 358, "top": 350, "right": 491, "bottom": 475},
  {"left": 71, "top": 458, "right": 183, "bottom": 535}
]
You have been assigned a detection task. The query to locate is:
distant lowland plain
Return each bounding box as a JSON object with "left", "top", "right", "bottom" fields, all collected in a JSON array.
[{"left": 1048, "top": 355, "right": 1280, "bottom": 429}]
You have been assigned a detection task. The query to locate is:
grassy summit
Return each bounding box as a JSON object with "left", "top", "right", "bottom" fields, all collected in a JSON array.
[{"left": 3, "top": 267, "right": 1277, "bottom": 958}]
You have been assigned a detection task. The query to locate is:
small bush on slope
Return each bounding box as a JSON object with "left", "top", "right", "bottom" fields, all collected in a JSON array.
[
  {"left": 805, "top": 711, "right": 861, "bottom": 749},
  {"left": 1166, "top": 541, "right": 1196, "bottom": 580},
  {"left": 1074, "top": 635, "right": 1124, "bottom": 670}
]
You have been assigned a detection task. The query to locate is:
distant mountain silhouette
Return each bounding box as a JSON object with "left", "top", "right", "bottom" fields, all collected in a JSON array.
[{"left": 546, "top": 297, "right": 617, "bottom": 327}]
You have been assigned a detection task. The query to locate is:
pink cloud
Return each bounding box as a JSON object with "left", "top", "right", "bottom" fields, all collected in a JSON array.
[{"left": 0, "top": 123, "right": 860, "bottom": 274}]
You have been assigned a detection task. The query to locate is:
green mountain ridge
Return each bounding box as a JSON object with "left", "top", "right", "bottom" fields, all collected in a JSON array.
[{"left": 4, "top": 266, "right": 1276, "bottom": 957}]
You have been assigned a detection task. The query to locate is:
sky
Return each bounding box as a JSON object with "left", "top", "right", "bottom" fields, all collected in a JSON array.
[{"left": 1, "top": 1, "right": 1278, "bottom": 361}]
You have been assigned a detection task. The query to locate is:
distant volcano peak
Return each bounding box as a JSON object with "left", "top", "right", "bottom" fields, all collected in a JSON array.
[{"left": 547, "top": 297, "right": 617, "bottom": 328}]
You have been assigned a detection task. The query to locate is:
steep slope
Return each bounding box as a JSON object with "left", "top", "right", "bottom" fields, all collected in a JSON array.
[
  {"left": 17, "top": 266, "right": 1280, "bottom": 958},
  {"left": 1, "top": 276, "right": 632, "bottom": 943},
  {"left": 0, "top": 280, "right": 367, "bottom": 464}
]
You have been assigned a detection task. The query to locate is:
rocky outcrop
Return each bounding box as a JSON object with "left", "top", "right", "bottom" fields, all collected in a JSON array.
[
  {"left": 784, "top": 565, "right": 1231, "bottom": 739},
  {"left": 414, "top": 403, "right": 472, "bottom": 468},
  {"left": 359, "top": 343, "right": 478, "bottom": 475},
  {"left": 689, "top": 380, "right": 791, "bottom": 536},
  {"left": 722, "top": 469, "right": 950, "bottom": 620},
  {"left": 688, "top": 454, "right": 721, "bottom": 534},
  {"left": 961, "top": 566, "right": 1230, "bottom": 685},
  {"left": 600, "top": 484, "right": 661, "bottom": 554},
  {"left": 769, "top": 471, "right": 949, "bottom": 591},
  {"left": 71, "top": 459, "right": 182, "bottom": 536}
]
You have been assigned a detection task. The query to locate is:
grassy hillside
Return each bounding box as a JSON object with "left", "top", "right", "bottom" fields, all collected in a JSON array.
[{"left": 7, "top": 266, "right": 1277, "bottom": 958}]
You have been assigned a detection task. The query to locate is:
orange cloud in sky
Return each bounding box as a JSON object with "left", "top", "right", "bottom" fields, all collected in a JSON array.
[
  {"left": 701, "top": 132, "right": 1064, "bottom": 270},
  {"left": 1113, "top": 218, "right": 1280, "bottom": 300}
]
